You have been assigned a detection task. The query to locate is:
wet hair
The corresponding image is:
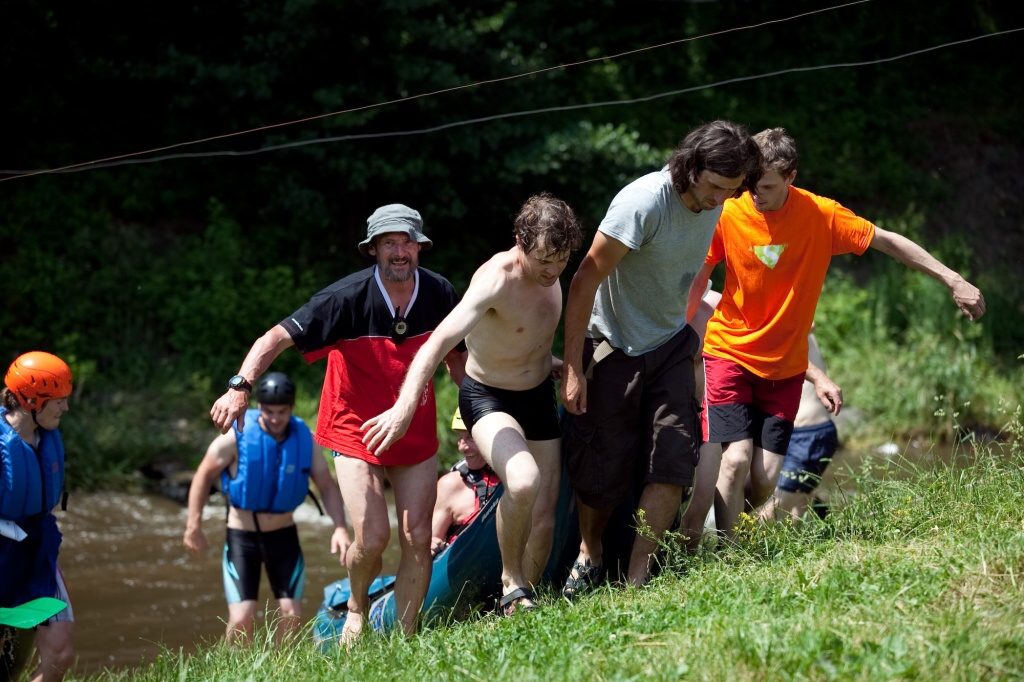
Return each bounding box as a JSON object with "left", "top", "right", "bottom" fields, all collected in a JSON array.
[
  {"left": 513, "top": 193, "right": 584, "bottom": 257},
  {"left": 668, "top": 120, "right": 762, "bottom": 195},
  {"left": 752, "top": 127, "right": 799, "bottom": 177},
  {"left": 1, "top": 387, "right": 21, "bottom": 412}
]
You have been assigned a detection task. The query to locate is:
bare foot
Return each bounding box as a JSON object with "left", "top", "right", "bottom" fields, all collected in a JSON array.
[{"left": 338, "top": 611, "right": 366, "bottom": 648}]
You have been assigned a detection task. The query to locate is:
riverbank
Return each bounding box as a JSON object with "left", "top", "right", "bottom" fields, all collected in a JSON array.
[{"left": 83, "top": 415, "right": 1023, "bottom": 682}]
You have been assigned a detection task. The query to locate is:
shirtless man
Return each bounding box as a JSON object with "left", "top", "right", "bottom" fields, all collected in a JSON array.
[{"left": 364, "top": 193, "right": 583, "bottom": 616}]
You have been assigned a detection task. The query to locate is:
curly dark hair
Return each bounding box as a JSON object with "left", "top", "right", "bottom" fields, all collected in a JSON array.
[
  {"left": 668, "top": 120, "right": 762, "bottom": 195},
  {"left": 513, "top": 193, "right": 584, "bottom": 256}
]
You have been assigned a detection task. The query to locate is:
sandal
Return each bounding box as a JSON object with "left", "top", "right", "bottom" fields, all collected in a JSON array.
[
  {"left": 499, "top": 587, "right": 540, "bottom": 617},
  {"left": 561, "top": 557, "right": 602, "bottom": 601}
]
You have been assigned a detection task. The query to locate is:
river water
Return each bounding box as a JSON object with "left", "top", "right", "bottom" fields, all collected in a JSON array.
[
  {"left": 53, "top": 491, "right": 402, "bottom": 676},
  {"left": 49, "top": 439, "right": 957, "bottom": 677}
]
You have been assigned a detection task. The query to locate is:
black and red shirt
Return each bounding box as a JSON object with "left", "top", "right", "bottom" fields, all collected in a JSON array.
[{"left": 280, "top": 266, "right": 460, "bottom": 466}]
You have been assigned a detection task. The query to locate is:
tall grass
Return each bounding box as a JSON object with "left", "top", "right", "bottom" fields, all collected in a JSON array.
[{"left": 86, "top": 412, "right": 1024, "bottom": 682}]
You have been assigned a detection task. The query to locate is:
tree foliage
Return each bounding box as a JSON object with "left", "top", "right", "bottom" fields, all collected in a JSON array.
[{"left": 2, "top": 0, "right": 1022, "bottom": 479}]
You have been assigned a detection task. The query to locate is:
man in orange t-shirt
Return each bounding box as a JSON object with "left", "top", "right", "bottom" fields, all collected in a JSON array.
[{"left": 682, "top": 128, "right": 986, "bottom": 541}]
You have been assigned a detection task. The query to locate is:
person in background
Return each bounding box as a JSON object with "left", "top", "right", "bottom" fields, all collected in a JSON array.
[
  {"left": 559, "top": 120, "right": 762, "bottom": 597},
  {"left": 363, "top": 193, "right": 583, "bottom": 616},
  {"left": 430, "top": 408, "right": 501, "bottom": 557},
  {"left": 184, "top": 372, "right": 349, "bottom": 644},
  {"left": 684, "top": 127, "right": 985, "bottom": 541},
  {"left": 210, "top": 204, "right": 466, "bottom": 642},
  {"left": 756, "top": 328, "right": 839, "bottom": 522},
  {"left": 1, "top": 352, "right": 75, "bottom": 682}
]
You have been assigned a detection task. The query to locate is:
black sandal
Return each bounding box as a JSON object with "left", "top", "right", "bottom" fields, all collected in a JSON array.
[
  {"left": 500, "top": 587, "right": 540, "bottom": 617},
  {"left": 561, "top": 558, "right": 602, "bottom": 601}
]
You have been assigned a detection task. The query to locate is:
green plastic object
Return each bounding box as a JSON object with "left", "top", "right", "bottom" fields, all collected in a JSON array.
[{"left": 0, "top": 598, "right": 67, "bottom": 629}]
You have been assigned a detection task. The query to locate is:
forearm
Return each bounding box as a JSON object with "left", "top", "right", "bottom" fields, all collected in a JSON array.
[
  {"left": 185, "top": 472, "right": 215, "bottom": 530},
  {"left": 430, "top": 509, "right": 454, "bottom": 544},
  {"left": 442, "top": 349, "right": 468, "bottom": 388},
  {"left": 393, "top": 338, "right": 453, "bottom": 417},
  {"left": 804, "top": 362, "right": 826, "bottom": 386},
  {"left": 686, "top": 263, "right": 714, "bottom": 323},
  {"left": 236, "top": 325, "right": 295, "bottom": 382},
  {"left": 872, "top": 229, "right": 960, "bottom": 288},
  {"left": 315, "top": 474, "right": 348, "bottom": 530},
  {"left": 563, "top": 267, "right": 601, "bottom": 373}
]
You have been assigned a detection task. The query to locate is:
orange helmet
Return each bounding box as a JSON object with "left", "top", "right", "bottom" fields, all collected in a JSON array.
[{"left": 4, "top": 351, "right": 73, "bottom": 411}]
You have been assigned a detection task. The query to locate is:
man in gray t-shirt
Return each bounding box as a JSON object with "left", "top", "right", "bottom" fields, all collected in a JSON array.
[{"left": 560, "top": 120, "right": 761, "bottom": 597}]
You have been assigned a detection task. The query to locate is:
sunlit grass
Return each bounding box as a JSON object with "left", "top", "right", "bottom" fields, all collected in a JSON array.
[{"left": 84, "top": 410, "right": 1024, "bottom": 682}]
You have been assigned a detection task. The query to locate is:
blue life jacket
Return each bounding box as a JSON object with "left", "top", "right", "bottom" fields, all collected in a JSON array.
[
  {"left": 222, "top": 408, "right": 313, "bottom": 513},
  {"left": 0, "top": 407, "right": 65, "bottom": 523}
]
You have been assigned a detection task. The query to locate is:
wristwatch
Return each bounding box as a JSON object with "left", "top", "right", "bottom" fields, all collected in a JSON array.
[{"left": 227, "top": 375, "right": 253, "bottom": 392}]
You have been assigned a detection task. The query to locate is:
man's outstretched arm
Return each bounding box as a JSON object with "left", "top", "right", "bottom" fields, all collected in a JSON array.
[{"left": 870, "top": 227, "right": 986, "bottom": 321}]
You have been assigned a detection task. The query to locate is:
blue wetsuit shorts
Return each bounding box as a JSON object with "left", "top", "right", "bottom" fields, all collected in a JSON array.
[
  {"left": 222, "top": 525, "right": 304, "bottom": 604},
  {"left": 776, "top": 420, "right": 839, "bottom": 494}
]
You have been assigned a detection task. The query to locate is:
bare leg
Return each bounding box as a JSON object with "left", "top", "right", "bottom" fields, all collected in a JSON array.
[
  {"left": 715, "top": 438, "right": 754, "bottom": 538},
  {"left": 626, "top": 482, "right": 684, "bottom": 586},
  {"left": 679, "top": 441, "right": 722, "bottom": 551},
  {"left": 522, "top": 437, "right": 561, "bottom": 586},
  {"left": 30, "top": 621, "right": 74, "bottom": 682},
  {"left": 333, "top": 457, "right": 390, "bottom": 644},
  {"left": 472, "top": 413, "right": 539, "bottom": 605},
  {"left": 747, "top": 446, "right": 785, "bottom": 510},
  {"left": 577, "top": 501, "right": 612, "bottom": 567},
  {"left": 225, "top": 601, "right": 258, "bottom": 645},
  {"left": 274, "top": 598, "right": 302, "bottom": 645},
  {"left": 759, "top": 489, "right": 811, "bottom": 523},
  {"left": 386, "top": 457, "right": 439, "bottom": 637}
]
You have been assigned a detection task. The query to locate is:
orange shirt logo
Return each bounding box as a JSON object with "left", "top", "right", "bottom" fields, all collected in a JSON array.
[{"left": 752, "top": 244, "right": 787, "bottom": 269}]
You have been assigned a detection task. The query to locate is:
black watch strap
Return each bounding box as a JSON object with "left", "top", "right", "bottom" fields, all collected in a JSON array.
[{"left": 228, "top": 375, "right": 253, "bottom": 392}]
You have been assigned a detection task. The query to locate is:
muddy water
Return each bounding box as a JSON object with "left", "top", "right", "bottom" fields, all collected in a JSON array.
[
  {"left": 54, "top": 492, "right": 401, "bottom": 676},
  {"left": 53, "top": 439, "right": 960, "bottom": 676}
]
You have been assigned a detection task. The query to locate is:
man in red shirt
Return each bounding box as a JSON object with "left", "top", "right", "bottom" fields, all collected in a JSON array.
[
  {"left": 211, "top": 204, "right": 466, "bottom": 643},
  {"left": 682, "top": 128, "right": 985, "bottom": 541}
]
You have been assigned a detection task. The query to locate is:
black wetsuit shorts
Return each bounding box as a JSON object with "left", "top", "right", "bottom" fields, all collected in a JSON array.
[{"left": 458, "top": 375, "right": 561, "bottom": 441}]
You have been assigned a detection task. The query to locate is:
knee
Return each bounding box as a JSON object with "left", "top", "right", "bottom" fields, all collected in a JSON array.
[
  {"left": 398, "top": 515, "right": 432, "bottom": 552},
  {"left": 502, "top": 462, "right": 541, "bottom": 505},
  {"left": 36, "top": 624, "right": 75, "bottom": 673},
  {"left": 44, "top": 640, "right": 75, "bottom": 672},
  {"left": 353, "top": 522, "right": 391, "bottom": 556},
  {"left": 720, "top": 448, "right": 752, "bottom": 477}
]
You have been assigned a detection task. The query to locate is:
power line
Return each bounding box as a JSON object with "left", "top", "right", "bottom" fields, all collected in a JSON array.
[
  {"left": 3, "top": 24, "right": 1019, "bottom": 176},
  {"left": 0, "top": 0, "right": 868, "bottom": 181}
]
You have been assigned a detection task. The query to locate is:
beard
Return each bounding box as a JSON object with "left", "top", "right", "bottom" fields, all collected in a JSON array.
[{"left": 378, "top": 257, "right": 417, "bottom": 282}]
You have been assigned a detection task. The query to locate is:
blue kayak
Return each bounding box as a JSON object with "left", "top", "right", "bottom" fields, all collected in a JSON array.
[{"left": 313, "top": 464, "right": 577, "bottom": 648}]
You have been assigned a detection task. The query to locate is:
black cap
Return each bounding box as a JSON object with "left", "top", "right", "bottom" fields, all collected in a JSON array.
[{"left": 257, "top": 372, "right": 296, "bottom": 406}]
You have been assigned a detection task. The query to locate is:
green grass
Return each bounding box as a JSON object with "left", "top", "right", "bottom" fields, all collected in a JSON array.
[{"left": 86, "top": 416, "right": 1024, "bottom": 681}]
